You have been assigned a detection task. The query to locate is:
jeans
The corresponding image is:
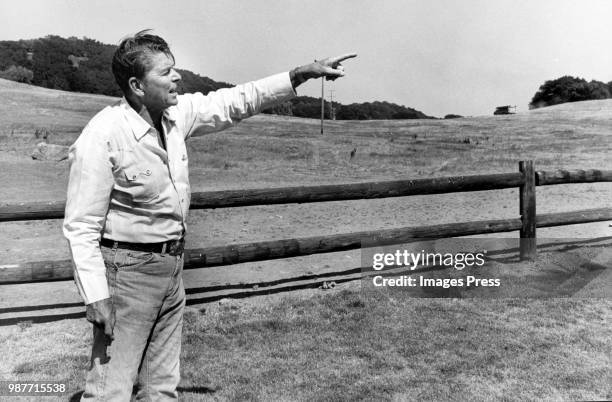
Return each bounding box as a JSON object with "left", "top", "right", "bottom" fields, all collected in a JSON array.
[{"left": 81, "top": 245, "right": 185, "bottom": 401}]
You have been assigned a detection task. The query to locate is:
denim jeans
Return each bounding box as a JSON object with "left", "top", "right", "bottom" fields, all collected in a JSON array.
[{"left": 81, "top": 245, "right": 185, "bottom": 401}]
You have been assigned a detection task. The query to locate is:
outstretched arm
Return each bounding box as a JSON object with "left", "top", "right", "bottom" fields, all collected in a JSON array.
[
  {"left": 290, "top": 53, "right": 357, "bottom": 89},
  {"left": 181, "top": 53, "right": 357, "bottom": 138}
]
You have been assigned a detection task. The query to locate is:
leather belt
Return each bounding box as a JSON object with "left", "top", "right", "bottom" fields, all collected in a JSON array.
[{"left": 100, "top": 237, "right": 185, "bottom": 256}]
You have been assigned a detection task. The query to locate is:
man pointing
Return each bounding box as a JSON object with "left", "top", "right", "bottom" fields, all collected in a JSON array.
[{"left": 63, "top": 29, "right": 356, "bottom": 400}]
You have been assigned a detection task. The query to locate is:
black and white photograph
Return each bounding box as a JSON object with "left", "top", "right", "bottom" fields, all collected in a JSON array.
[{"left": 0, "top": 0, "right": 610, "bottom": 400}]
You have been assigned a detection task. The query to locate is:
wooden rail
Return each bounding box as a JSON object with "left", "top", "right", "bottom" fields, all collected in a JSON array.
[
  {"left": 1, "top": 173, "right": 524, "bottom": 222},
  {"left": 1, "top": 164, "right": 612, "bottom": 284},
  {"left": 3, "top": 208, "right": 612, "bottom": 284},
  {"left": 536, "top": 169, "right": 612, "bottom": 185},
  {"left": 3, "top": 169, "right": 612, "bottom": 222}
]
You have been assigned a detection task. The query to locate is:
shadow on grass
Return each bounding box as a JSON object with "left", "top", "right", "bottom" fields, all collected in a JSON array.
[
  {"left": 0, "top": 269, "right": 362, "bottom": 326},
  {"left": 0, "top": 311, "right": 85, "bottom": 326},
  {"left": 177, "top": 385, "right": 218, "bottom": 394}
]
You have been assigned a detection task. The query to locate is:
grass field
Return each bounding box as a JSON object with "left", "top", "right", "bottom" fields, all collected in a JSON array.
[
  {"left": 0, "top": 78, "right": 611, "bottom": 401},
  {"left": 3, "top": 283, "right": 611, "bottom": 401}
]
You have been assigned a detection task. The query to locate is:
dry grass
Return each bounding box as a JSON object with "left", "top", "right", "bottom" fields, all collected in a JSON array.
[
  {"left": 1, "top": 283, "right": 610, "bottom": 401},
  {"left": 176, "top": 287, "right": 611, "bottom": 401}
]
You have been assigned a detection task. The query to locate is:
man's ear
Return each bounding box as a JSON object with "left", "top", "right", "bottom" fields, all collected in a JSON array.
[{"left": 128, "top": 77, "right": 144, "bottom": 97}]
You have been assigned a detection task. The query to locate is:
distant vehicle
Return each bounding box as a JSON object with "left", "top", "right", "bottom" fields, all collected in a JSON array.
[{"left": 494, "top": 105, "right": 517, "bottom": 115}]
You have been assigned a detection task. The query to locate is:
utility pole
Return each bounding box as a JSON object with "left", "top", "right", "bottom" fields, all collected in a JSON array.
[{"left": 320, "top": 76, "right": 324, "bottom": 134}]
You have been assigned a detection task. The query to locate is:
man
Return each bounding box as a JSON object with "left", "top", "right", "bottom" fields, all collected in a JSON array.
[{"left": 63, "top": 30, "right": 356, "bottom": 400}]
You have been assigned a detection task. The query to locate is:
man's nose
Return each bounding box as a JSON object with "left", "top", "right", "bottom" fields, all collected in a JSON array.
[{"left": 172, "top": 69, "right": 182, "bottom": 82}]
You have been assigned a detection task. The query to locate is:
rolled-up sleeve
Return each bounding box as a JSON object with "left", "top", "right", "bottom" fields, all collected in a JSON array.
[
  {"left": 181, "top": 72, "right": 296, "bottom": 138},
  {"left": 63, "top": 128, "right": 114, "bottom": 305}
]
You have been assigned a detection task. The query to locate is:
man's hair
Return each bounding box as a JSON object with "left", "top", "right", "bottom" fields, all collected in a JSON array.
[{"left": 111, "top": 29, "right": 174, "bottom": 94}]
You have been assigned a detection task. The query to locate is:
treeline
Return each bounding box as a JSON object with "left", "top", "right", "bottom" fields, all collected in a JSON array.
[
  {"left": 530, "top": 76, "right": 612, "bottom": 109},
  {"left": 0, "top": 35, "right": 231, "bottom": 97},
  {"left": 263, "top": 96, "right": 432, "bottom": 120},
  {"left": 0, "top": 35, "right": 432, "bottom": 120}
]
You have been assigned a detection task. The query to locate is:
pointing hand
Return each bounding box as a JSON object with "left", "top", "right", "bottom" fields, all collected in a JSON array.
[{"left": 290, "top": 53, "right": 357, "bottom": 88}]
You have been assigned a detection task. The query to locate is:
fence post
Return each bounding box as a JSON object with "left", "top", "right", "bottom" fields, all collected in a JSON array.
[{"left": 519, "top": 160, "right": 536, "bottom": 260}]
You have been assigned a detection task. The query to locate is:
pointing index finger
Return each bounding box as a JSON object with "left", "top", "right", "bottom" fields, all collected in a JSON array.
[{"left": 330, "top": 53, "right": 358, "bottom": 64}]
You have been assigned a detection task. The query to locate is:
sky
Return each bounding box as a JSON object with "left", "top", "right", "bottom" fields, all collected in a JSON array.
[{"left": 1, "top": 0, "right": 612, "bottom": 117}]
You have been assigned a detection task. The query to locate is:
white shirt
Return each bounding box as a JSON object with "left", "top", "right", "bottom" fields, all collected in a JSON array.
[{"left": 63, "top": 72, "right": 296, "bottom": 304}]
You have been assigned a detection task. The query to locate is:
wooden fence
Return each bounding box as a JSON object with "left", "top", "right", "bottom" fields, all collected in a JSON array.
[{"left": 2, "top": 161, "right": 612, "bottom": 285}]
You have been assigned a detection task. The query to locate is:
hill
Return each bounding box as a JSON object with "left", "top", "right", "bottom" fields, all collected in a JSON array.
[
  {"left": 265, "top": 96, "right": 431, "bottom": 120},
  {"left": 2, "top": 77, "right": 612, "bottom": 203},
  {"left": 0, "top": 35, "right": 432, "bottom": 120},
  {"left": 0, "top": 35, "right": 232, "bottom": 97},
  {"left": 0, "top": 77, "right": 117, "bottom": 149}
]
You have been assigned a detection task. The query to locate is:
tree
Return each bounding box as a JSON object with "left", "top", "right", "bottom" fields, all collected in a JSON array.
[
  {"left": 587, "top": 80, "right": 610, "bottom": 100},
  {"left": 0, "top": 36, "right": 232, "bottom": 97},
  {"left": 529, "top": 76, "right": 611, "bottom": 109},
  {"left": 0, "top": 65, "right": 33, "bottom": 83}
]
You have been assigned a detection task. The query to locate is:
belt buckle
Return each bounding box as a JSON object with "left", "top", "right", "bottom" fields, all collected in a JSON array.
[{"left": 168, "top": 239, "right": 184, "bottom": 255}]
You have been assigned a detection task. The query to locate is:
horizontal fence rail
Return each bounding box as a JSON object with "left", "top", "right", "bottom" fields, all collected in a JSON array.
[
  {"left": 1, "top": 173, "right": 523, "bottom": 222},
  {"left": 189, "top": 173, "right": 525, "bottom": 208},
  {"left": 536, "top": 169, "right": 612, "bottom": 186},
  {"left": 3, "top": 207, "right": 612, "bottom": 284},
  {"left": 0, "top": 201, "right": 65, "bottom": 222},
  {"left": 2, "top": 169, "right": 612, "bottom": 222}
]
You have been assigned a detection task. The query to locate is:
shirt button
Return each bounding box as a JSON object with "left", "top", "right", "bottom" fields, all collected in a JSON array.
[{"left": 132, "top": 175, "right": 137, "bottom": 179}]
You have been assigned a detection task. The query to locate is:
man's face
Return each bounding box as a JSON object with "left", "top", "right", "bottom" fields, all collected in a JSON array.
[{"left": 139, "top": 52, "right": 182, "bottom": 112}]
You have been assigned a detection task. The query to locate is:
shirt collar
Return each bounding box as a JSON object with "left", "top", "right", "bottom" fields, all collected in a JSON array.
[
  {"left": 163, "top": 107, "right": 178, "bottom": 123},
  {"left": 119, "top": 98, "right": 177, "bottom": 141}
]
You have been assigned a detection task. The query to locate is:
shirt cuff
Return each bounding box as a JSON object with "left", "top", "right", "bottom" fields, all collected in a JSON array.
[
  {"left": 257, "top": 72, "right": 297, "bottom": 102},
  {"left": 71, "top": 256, "right": 110, "bottom": 305},
  {"left": 285, "top": 71, "right": 298, "bottom": 97}
]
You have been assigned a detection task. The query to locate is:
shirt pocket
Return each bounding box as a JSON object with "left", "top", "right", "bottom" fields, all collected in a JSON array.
[{"left": 123, "top": 165, "right": 161, "bottom": 203}]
